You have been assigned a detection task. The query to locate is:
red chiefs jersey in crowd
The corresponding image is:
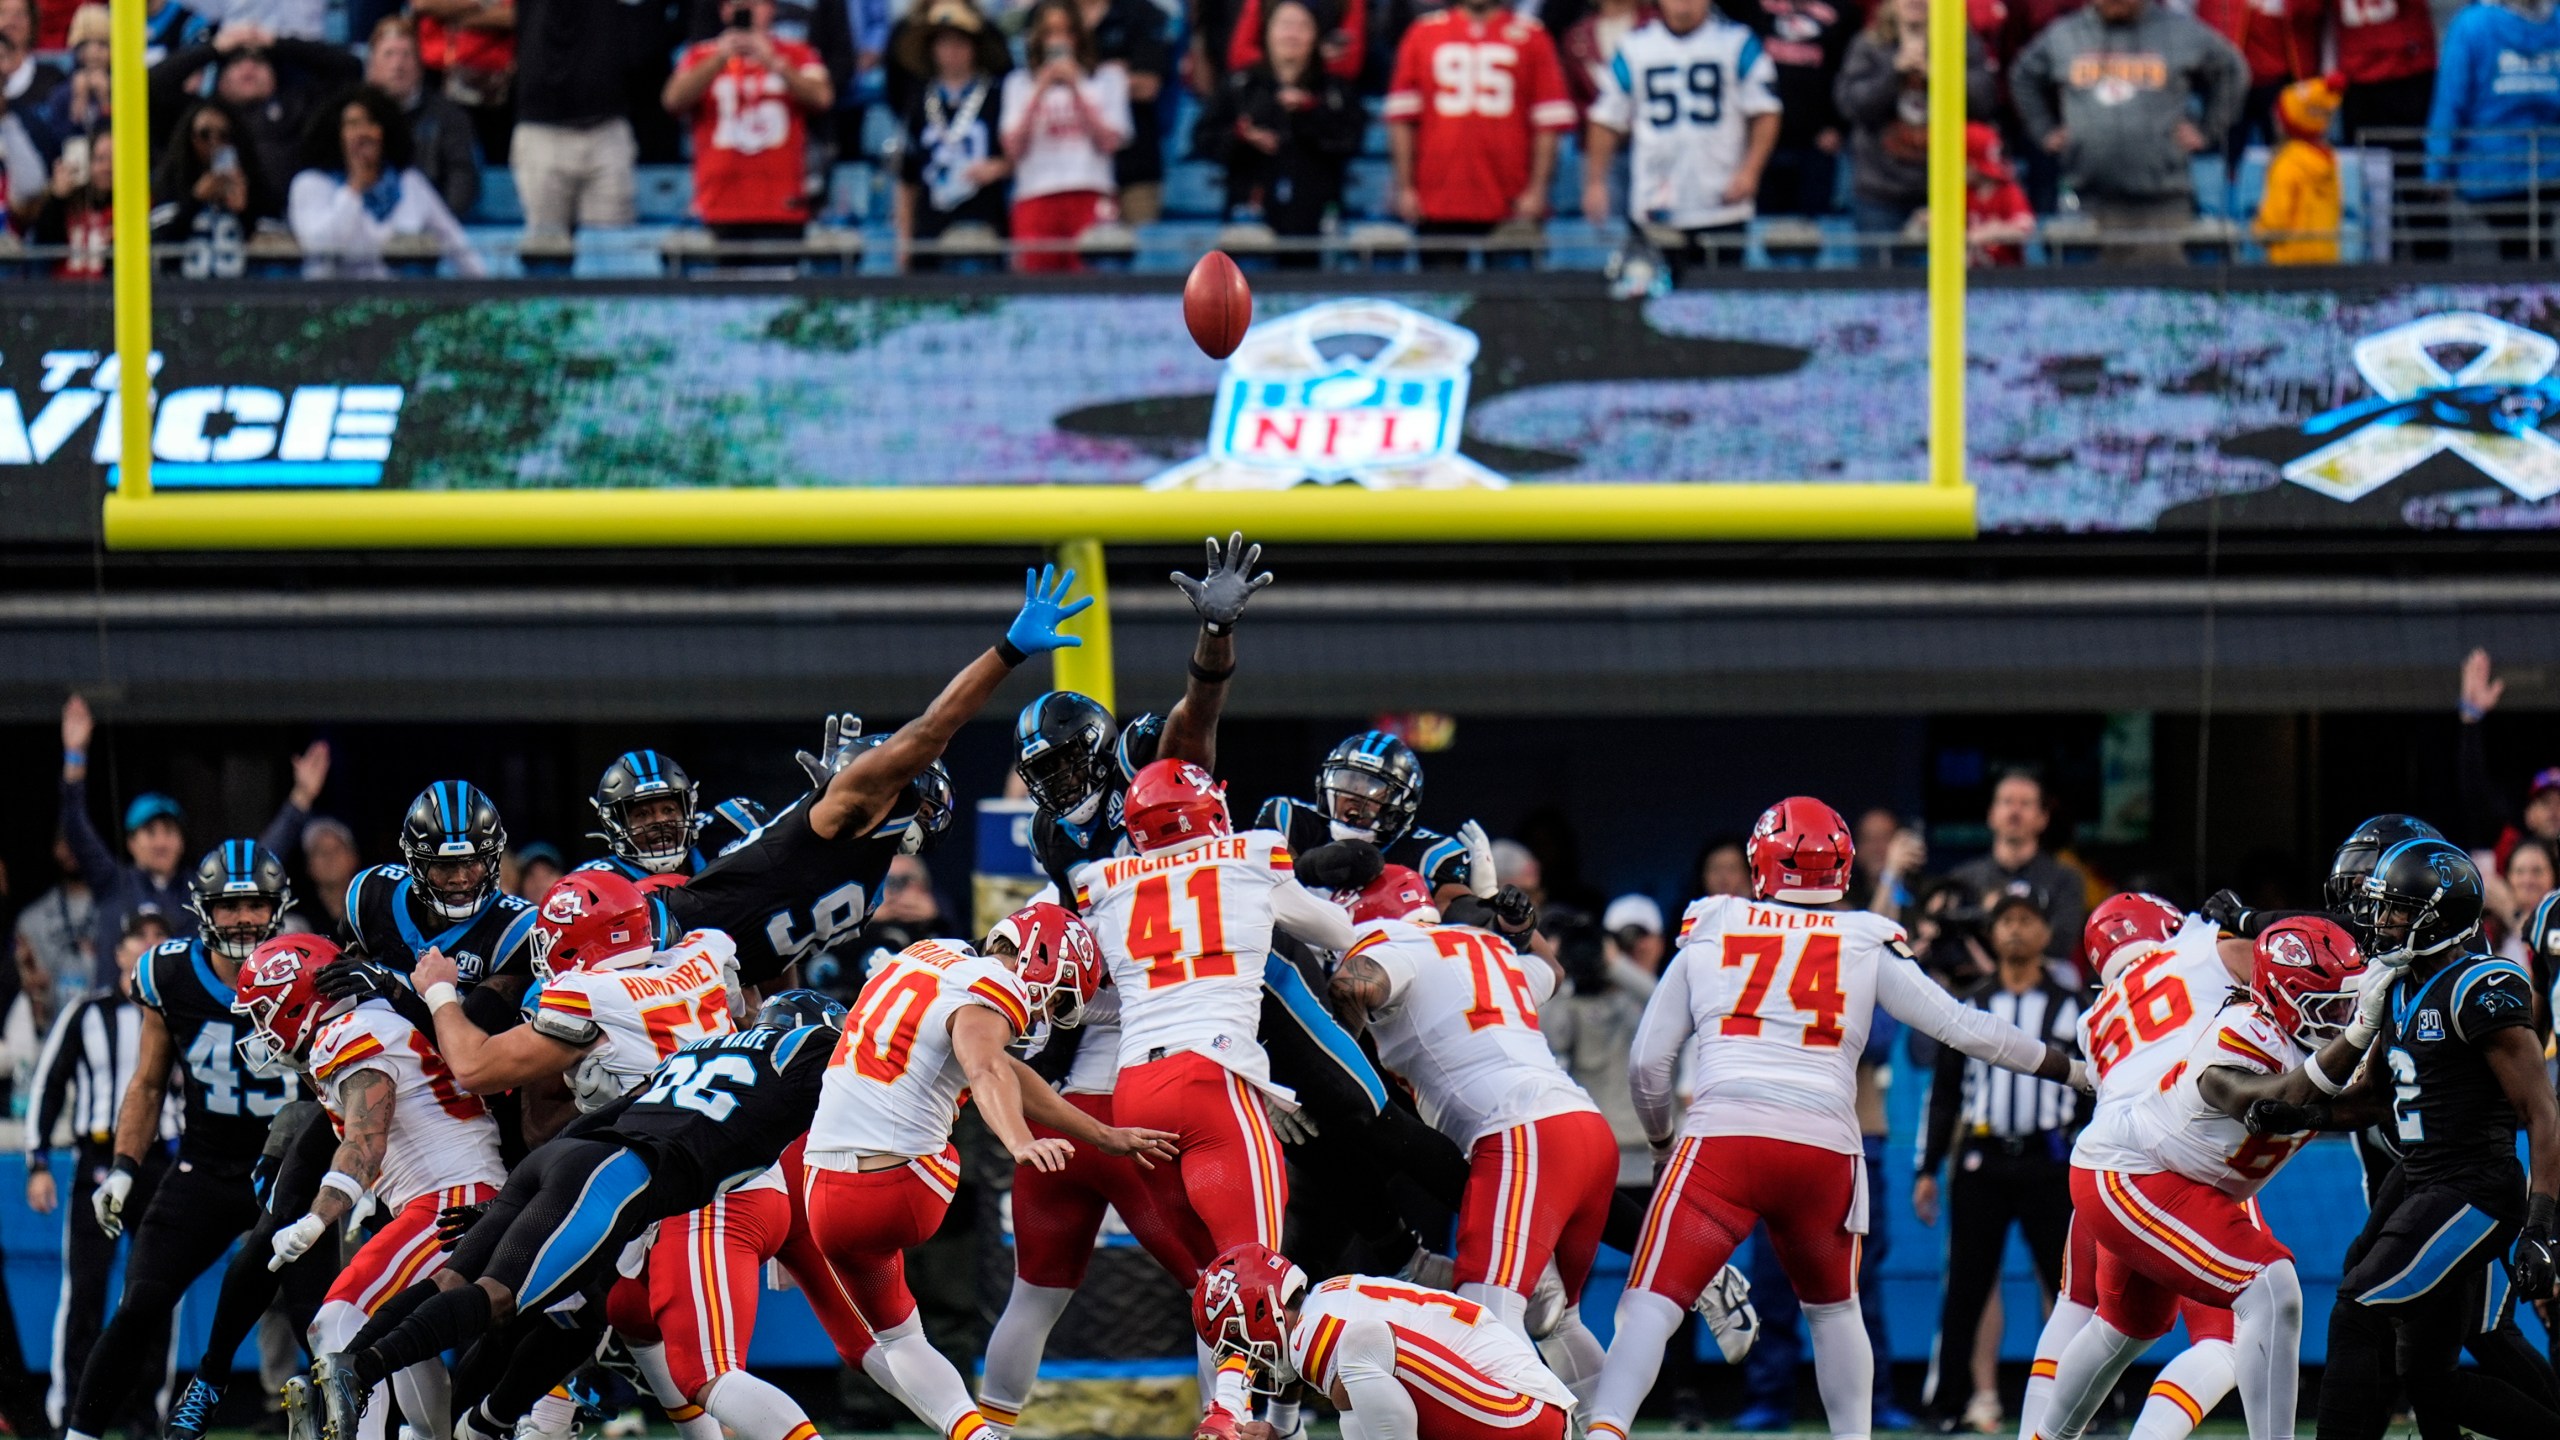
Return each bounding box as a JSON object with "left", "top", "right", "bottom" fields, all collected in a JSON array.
[
  {"left": 680, "top": 38, "right": 825, "bottom": 225},
  {"left": 1384, "top": 8, "right": 1577, "bottom": 225}
]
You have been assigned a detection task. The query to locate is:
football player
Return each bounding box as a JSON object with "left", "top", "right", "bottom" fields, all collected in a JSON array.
[
  {"left": 1192, "top": 1245, "right": 1577, "bottom": 1440},
  {"left": 410, "top": 870, "right": 741, "bottom": 1141},
  {"left": 2227, "top": 842, "right": 2560, "bottom": 1440},
  {"left": 343, "top": 783, "right": 541, "bottom": 988},
  {"left": 2032, "top": 918, "right": 2372, "bottom": 1440},
  {"left": 805, "top": 913, "right": 1174, "bottom": 1440},
  {"left": 1254, "top": 730, "right": 1490, "bottom": 902},
  {"left": 976, "top": 907, "right": 1217, "bottom": 1440},
  {"left": 1588, "top": 798, "right": 2083, "bottom": 1440},
  {"left": 579, "top": 750, "right": 706, "bottom": 881},
  {"left": 2015, "top": 893, "right": 2255, "bottom": 1440},
  {"left": 1017, "top": 530, "right": 1274, "bottom": 899},
  {"left": 663, "top": 564, "right": 1092, "bottom": 987},
  {"left": 234, "top": 934, "right": 507, "bottom": 1440},
  {"left": 65, "top": 844, "right": 304, "bottom": 1440},
  {"left": 1325, "top": 866, "right": 1614, "bottom": 1399}
]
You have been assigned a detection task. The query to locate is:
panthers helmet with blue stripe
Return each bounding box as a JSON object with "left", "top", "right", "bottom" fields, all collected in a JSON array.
[
  {"left": 2357, "top": 838, "right": 2483, "bottom": 969},
  {"left": 400, "top": 781, "right": 508, "bottom": 922},
  {"left": 1014, "top": 692, "right": 1119, "bottom": 820},
  {"left": 842, "top": 735, "right": 954, "bottom": 855},
  {"left": 2325, "top": 813, "right": 2445, "bottom": 918},
  {"left": 591, "top": 749, "right": 702, "bottom": 875},
  {"left": 702, "top": 796, "right": 771, "bottom": 858},
  {"left": 754, "top": 988, "right": 848, "bottom": 1033},
  {"left": 187, "top": 840, "right": 292, "bottom": 960},
  {"left": 1318, "top": 730, "right": 1424, "bottom": 847}
]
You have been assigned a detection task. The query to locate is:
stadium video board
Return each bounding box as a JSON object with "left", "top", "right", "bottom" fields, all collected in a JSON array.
[{"left": 7, "top": 274, "right": 2560, "bottom": 543}]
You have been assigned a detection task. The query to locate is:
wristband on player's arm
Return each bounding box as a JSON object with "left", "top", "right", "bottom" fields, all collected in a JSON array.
[
  {"left": 2529, "top": 1192, "right": 2557, "bottom": 1238},
  {"left": 110, "top": 1154, "right": 139, "bottom": 1178},
  {"left": 995, "top": 637, "right": 1029, "bottom": 667}
]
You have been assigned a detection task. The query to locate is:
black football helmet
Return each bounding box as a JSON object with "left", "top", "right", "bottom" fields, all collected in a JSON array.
[
  {"left": 591, "top": 750, "right": 701, "bottom": 875},
  {"left": 187, "top": 841, "right": 292, "bottom": 960},
  {"left": 2356, "top": 837, "right": 2484, "bottom": 969},
  {"left": 838, "top": 735, "right": 954, "bottom": 855},
  {"left": 1117, "top": 712, "right": 1165, "bottom": 780},
  {"left": 2325, "top": 813, "right": 2447, "bottom": 916},
  {"left": 701, "top": 796, "right": 770, "bottom": 858},
  {"left": 754, "top": 987, "right": 849, "bottom": 1032},
  {"left": 1015, "top": 692, "right": 1119, "bottom": 821},
  {"left": 2526, "top": 890, "right": 2560, "bottom": 981},
  {"left": 400, "top": 782, "right": 507, "bottom": 922},
  {"left": 1318, "top": 730, "right": 1424, "bottom": 847}
]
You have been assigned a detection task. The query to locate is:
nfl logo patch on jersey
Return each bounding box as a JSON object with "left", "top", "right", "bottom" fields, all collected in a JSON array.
[
  {"left": 2415, "top": 1008, "right": 2445, "bottom": 1042},
  {"left": 453, "top": 951, "right": 486, "bottom": 982}
]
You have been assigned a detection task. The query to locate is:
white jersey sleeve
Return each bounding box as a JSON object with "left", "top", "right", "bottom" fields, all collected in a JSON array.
[
  {"left": 2070, "top": 1001, "right": 2311, "bottom": 1197},
  {"left": 1347, "top": 920, "right": 1597, "bottom": 1148},
  {"left": 1289, "top": 1275, "right": 1576, "bottom": 1422},
  {"left": 536, "top": 930, "right": 741, "bottom": 1113},
  {"left": 1075, "top": 830, "right": 1300, "bottom": 1097},
  {"left": 810, "top": 940, "right": 1033, "bottom": 1159},
  {"left": 307, "top": 1004, "right": 506, "bottom": 1210}
]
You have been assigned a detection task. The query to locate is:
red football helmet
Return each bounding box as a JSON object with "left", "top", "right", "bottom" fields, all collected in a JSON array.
[
  {"left": 988, "top": 901, "right": 1106, "bottom": 1028},
  {"left": 2085, "top": 892, "right": 2185, "bottom": 983},
  {"left": 1345, "top": 865, "right": 1438, "bottom": 924},
  {"left": 231, "top": 933, "right": 344, "bottom": 1074},
  {"left": 1192, "top": 1243, "right": 1307, "bottom": 1394},
  {"left": 1746, "top": 797, "right": 1855, "bottom": 904},
  {"left": 529, "top": 871, "right": 655, "bottom": 984},
  {"left": 2251, "top": 915, "right": 2369, "bottom": 1050},
  {"left": 1124, "top": 759, "right": 1231, "bottom": 853}
]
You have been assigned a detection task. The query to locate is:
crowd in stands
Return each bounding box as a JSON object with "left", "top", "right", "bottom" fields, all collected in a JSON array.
[{"left": 0, "top": 0, "right": 2556, "bottom": 273}]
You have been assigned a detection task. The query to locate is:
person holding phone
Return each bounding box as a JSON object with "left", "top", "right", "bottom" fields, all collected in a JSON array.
[
  {"left": 151, "top": 97, "right": 271, "bottom": 277},
  {"left": 999, "top": 0, "right": 1128, "bottom": 273},
  {"left": 662, "top": 0, "right": 834, "bottom": 253},
  {"left": 287, "top": 84, "right": 485, "bottom": 277}
]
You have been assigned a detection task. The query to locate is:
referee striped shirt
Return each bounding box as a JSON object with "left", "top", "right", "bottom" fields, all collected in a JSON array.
[
  {"left": 24, "top": 990, "right": 176, "bottom": 1156},
  {"left": 1920, "top": 972, "right": 2085, "bottom": 1173}
]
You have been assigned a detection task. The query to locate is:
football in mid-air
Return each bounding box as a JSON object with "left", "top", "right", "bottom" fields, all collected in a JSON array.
[{"left": 1183, "top": 250, "right": 1253, "bottom": 360}]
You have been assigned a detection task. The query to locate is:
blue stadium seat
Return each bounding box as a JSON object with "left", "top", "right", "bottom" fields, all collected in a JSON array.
[
  {"left": 633, "top": 167, "right": 694, "bottom": 224},
  {"left": 1164, "top": 160, "right": 1231, "bottom": 220},
  {"left": 472, "top": 167, "right": 523, "bottom": 226},
  {"left": 1343, "top": 157, "right": 1395, "bottom": 219}
]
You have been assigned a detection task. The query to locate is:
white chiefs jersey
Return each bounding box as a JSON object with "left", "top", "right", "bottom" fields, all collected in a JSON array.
[
  {"left": 1638, "top": 894, "right": 2047, "bottom": 1155},
  {"left": 528, "top": 930, "right": 741, "bottom": 1112},
  {"left": 1059, "top": 983, "right": 1124, "bottom": 1097},
  {"left": 1072, "top": 829, "right": 1349, "bottom": 1095},
  {"left": 2076, "top": 916, "right": 2233, "bottom": 1127},
  {"left": 1345, "top": 919, "right": 1595, "bottom": 1147},
  {"left": 811, "top": 939, "right": 1033, "bottom": 1159},
  {"left": 1588, "top": 14, "right": 1782, "bottom": 230},
  {"left": 1288, "top": 1275, "right": 1575, "bottom": 1423},
  {"left": 2071, "top": 1002, "right": 2309, "bottom": 1197},
  {"left": 307, "top": 1003, "right": 506, "bottom": 1210}
]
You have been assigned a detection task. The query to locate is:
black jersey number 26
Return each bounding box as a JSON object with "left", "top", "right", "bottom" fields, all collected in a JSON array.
[{"left": 638, "top": 1051, "right": 759, "bottom": 1121}]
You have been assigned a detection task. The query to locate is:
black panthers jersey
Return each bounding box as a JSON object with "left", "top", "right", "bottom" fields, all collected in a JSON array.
[
  {"left": 1033, "top": 787, "right": 1128, "bottom": 905},
  {"left": 134, "top": 938, "right": 300, "bottom": 1164},
  {"left": 597, "top": 1024, "right": 832, "bottom": 1212},
  {"left": 343, "top": 864, "right": 540, "bottom": 985},
  {"left": 573, "top": 852, "right": 704, "bottom": 883},
  {"left": 663, "top": 793, "right": 900, "bottom": 986},
  {"left": 1255, "top": 796, "right": 1473, "bottom": 893},
  {"left": 2374, "top": 952, "right": 2536, "bottom": 1211}
]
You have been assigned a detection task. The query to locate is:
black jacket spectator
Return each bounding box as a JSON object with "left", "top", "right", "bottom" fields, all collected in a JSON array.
[
  {"left": 149, "top": 96, "right": 272, "bottom": 275},
  {"left": 1723, "top": 0, "right": 1859, "bottom": 211},
  {"left": 517, "top": 0, "right": 673, "bottom": 130},
  {"left": 1194, "top": 15, "right": 1361, "bottom": 245},
  {"left": 149, "top": 29, "right": 358, "bottom": 213},
  {"left": 366, "top": 15, "right": 480, "bottom": 219},
  {"left": 1834, "top": 0, "right": 1992, "bottom": 224},
  {"left": 1082, "top": 0, "right": 1171, "bottom": 209}
]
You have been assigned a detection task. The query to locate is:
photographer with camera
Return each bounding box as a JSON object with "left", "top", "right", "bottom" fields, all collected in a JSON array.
[
  {"left": 1948, "top": 771, "right": 2086, "bottom": 966},
  {"left": 665, "top": 0, "right": 833, "bottom": 249}
]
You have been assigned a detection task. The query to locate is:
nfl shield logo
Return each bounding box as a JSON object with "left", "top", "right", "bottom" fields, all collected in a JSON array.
[{"left": 1148, "top": 299, "right": 1507, "bottom": 491}]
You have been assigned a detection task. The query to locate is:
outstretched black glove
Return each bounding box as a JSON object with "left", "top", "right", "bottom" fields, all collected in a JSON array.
[
  {"left": 1170, "top": 531, "right": 1275, "bottom": 636},
  {"left": 315, "top": 954, "right": 438, "bottom": 1036},
  {"left": 2513, "top": 1193, "right": 2558, "bottom": 1301},
  {"left": 2244, "top": 1097, "right": 2328, "bottom": 1136},
  {"left": 1296, "top": 840, "right": 1384, "bottom": 891},
  {"left": 2202, "top": 889, "right": 2254, "bottom": 938},
  {"left": 1485, "top": 884, "right": 1539, "bottom": 936}
]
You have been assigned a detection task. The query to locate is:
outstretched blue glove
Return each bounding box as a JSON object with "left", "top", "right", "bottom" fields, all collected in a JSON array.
[{"left": 1005, "top": 564, "right": 1094, "bottom": 656}]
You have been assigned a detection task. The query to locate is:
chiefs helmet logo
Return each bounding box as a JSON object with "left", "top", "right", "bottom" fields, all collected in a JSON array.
[
  {"left": 2264, "top": 931, "right": 2315, "bottom": 970},
  {"left": 1198, "top": 1269, "right": 1243, "bottom": 1320},
  {"left": 542, "top": 889, "right": 587, "bottom": 924},
  {"left": 247, "top": 951, "right": 305, "bottom": 987}
]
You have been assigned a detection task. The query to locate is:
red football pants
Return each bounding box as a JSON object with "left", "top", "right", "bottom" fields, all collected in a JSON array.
[
  {"left": 2071, "top": 1166, "right": 2292, "bottom": 1339},
  {"left": 1631, "top": 1135, "right": 1861, "bottom": 1306},
  {"left": 802, "top": 1146, "right": 962, "bottom": 1332},
  {"left": 1452, "top": 1110, "right": 1618, "bottom": 1301},
  {"left": 1014, "top": 1091, "right": 1218, "bottom": 1289},
  {"left": 2058, "top": 1212, "right": 2235, "bottom": 1342},
  {"left": 1008, "top": 190, "right": 1105, "bottom": 273},
  {"left": 325, "top": 1183, "right": 497, "bottom": 1313},
  {"left": 1111, "top": 1051, "right": 1288, "bottom": 1253}
]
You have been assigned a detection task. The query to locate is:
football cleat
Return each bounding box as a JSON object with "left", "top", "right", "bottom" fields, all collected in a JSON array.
[
  {"left": 1694, "top": 1263, "right": 1760, "bottom": 1363},
  {"left": 1193, "top": 1405, "right": 1243, "bottom": 1440},
  {"left": 310, "top": 1353, "right": 368, "bottom": 1440},
  {"left": 168, "top": 1378, "right": 223, "bottom": 1440},
  {"left": 279, "top": 1377, "right": 318, "bottom": 1440}
]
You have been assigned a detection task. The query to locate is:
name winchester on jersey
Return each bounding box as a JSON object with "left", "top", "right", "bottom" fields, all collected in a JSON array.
[{"left": 1088, "top": 835, "right": 1282, "bottom": 891}]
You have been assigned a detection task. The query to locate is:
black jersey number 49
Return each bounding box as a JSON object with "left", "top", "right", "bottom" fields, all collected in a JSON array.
[
  {"left": 765, "top": 881, "right": 870, "bottom": 969},
  {"left": 193, "top": 1019, "right": 294, "bottom": 1118}
]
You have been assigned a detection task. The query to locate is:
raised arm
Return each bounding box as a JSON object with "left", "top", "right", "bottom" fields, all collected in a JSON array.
[
  {"left": 1269, "top": 878, "right": 1357, "bottom": 951},
  {"left": 810, "top": 566, "right": 1089, "bottom": 841},
  {"left": 1159, "top": 533, "right": 1274, "bottom": 770}
]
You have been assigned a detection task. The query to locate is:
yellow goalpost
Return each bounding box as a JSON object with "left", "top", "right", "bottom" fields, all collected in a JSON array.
[{"left": 98, "top": 0, "right": 1974, "bottom": 550}]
